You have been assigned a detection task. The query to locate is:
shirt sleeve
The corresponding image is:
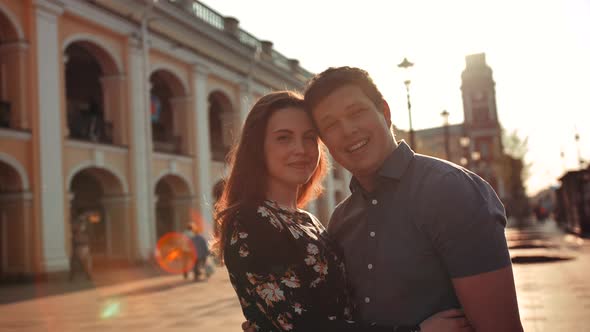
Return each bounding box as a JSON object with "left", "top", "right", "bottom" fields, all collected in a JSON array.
[
  {"left": 419, "top": 170, "right": 512, "bottom": 278},
  {"left": 224, "top": 209, "right": 400, "bottom": 332}
]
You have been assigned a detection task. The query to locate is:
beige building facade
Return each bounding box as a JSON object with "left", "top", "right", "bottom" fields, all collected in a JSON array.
[{"left": 0, "top": 0, "right": 349, "bottom": 279}]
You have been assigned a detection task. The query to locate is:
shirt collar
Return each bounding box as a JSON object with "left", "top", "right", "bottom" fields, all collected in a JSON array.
[{"left": 349, "top": 140, "right": 415, "bottom": 193}]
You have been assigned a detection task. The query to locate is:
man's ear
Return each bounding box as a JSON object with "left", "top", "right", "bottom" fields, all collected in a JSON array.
[{"left": 382, "top": 99, "right": 392, "bottom": 128}]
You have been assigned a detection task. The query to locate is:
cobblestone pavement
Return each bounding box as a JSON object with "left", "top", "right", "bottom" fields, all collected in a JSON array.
[{"left": 1, "top": 220, "right": 589, "bottom": 332}]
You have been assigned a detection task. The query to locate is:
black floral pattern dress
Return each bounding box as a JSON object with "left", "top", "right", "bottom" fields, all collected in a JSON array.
[{"left": 224, "top": 200, "right": 398, "bottom": 332}]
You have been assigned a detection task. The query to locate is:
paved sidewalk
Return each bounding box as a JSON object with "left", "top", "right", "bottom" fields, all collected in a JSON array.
[
  {"left": 508, "top": 221, "right": 590, "bottom": 331},
  {"left": 0, "top": 266, "right": 244, "bottom": 332},
  {"left": 2, "top": 220, "right": 590, "bottom": 331}
]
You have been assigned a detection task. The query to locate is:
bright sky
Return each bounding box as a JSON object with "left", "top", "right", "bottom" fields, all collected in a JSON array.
[{"left": 203, "top": 0, "right": 590, "bottom": 195}]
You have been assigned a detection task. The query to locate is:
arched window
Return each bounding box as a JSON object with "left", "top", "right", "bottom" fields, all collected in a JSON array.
[
  {"left": 150, "top": 69, "right": 188, "bottom": 155},
  {"left": 154, "top": 175, "right": 192, "bottom": 239},
  {"left": 0, "top": 10, "right": 26, "bottom": 130},
  {"left": 69, "top": 167, "right": 126, "bottom": 261},
  {"left": 65, "top": 42, "right": 116, "bottom": 143},
  {"left": 208, "top": 91, "right": 234, "bottom": 161}
]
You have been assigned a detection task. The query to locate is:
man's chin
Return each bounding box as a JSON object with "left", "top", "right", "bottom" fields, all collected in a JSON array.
[{"left": 348, "top": 161, "right": 381, "bottom": 177}]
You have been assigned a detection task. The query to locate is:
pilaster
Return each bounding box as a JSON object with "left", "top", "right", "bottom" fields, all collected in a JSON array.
[
  {"left": 128, "top": 38, "right": 153, "bottom": 259},
  {"left": 35, "top": 0, "right": 68, "bottom": 272},
  {"left": 191, "top": 64, "right": 213, "bottom": 238}
]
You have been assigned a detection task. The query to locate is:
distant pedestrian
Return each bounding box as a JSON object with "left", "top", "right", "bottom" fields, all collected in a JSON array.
[
  {"left": 69, "top": 216, "right": 92, "bottom": 281},
  {"left": 183, "top": 223, "right": 210, "bottom": 281}
]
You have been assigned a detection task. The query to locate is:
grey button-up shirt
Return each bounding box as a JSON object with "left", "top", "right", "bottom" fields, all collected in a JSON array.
[{"left": 328, "top": 141, "right": 511, "bottom": 326}]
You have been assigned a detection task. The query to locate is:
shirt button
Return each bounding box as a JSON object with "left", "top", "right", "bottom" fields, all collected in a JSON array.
[
  {"left": 369, "top": 231, "right": 376, "bottom": 237},
  {"left": 371, "top": 199, "right": 378, "bottom": 205},
  {"left": 368, "top": 263, "right": 373, "bottom": 270},
  {"left": 364, "top": 297, "right": 371, "bottom": 303}
]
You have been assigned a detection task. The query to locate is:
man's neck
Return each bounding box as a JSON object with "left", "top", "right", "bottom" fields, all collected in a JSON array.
[
  {"left": 357, "top": 175, "right": 377, "bottom": 193},
  {"left": 354, "top": 139, "right": 399, "bottom": 193}
]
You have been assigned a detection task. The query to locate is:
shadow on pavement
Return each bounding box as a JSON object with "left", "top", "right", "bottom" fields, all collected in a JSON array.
[
  {"left": 107, "top": 278, "right": 198, "bottom": 298},
  {"left": 511, "top": 255, "right": 575, "bottom": 264},
  {"left": 0, "top": 264, "right": 173, "bottom": 305}
]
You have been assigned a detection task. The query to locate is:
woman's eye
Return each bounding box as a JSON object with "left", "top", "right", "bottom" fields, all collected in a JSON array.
[
  {"left": 277, "top": 135, "right": 290, "bottom": 142},
  {"left": 324, "top": 122, "right": 336, "bottom": 131}
]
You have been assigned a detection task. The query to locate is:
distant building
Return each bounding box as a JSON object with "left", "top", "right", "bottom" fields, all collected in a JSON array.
[
  {"left": 396, "top": 53, "right": 527, "bottom": 214},
  {"left": 556, "top": 167, "right": 590, "bottom": 235},
  {"left": 0, "top": 0, "right": 348, "bottom": 280}
]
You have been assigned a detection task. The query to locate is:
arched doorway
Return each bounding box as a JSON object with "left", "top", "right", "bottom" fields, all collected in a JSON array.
[
  {"left": 64, "top": 41, "right": 120, "bottom": 144},
  {"left": 0, "top": 159, "right": 31, "bottom": 280},
  {"left": 0, "top": 8, "right": 26, "bottom": 130},
  {"left": 154, "top": 174, "right": 192, "bottom": 241},
  {"left": 208, "top": 91, "right": 234, "bottom": 161},
  {"left": 150, "top": 70, "right": 188, "bottom": 155},
  {"left": 69, "top": 167, "right": 129, "bottom": 265}
]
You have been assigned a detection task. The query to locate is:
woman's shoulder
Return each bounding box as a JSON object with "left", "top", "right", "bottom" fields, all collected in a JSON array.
[{"left": 228, "top": 202, "right": 285, "bottom": 232}]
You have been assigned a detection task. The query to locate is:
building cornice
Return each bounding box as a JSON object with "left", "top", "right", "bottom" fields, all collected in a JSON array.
[
  {"left": 0, "top": 128, "right": 32, "bottom": 140},
  {"left": 65, "top": 139, "right": 129, "bottom": 155}
]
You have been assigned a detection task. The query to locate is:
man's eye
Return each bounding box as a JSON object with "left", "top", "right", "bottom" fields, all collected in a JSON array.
[
  {"left": 277, "top": 136, "right": 290, "bottom": 141},
  {"left": 352, "top": 108, "right": 366, "bottom": 117}
]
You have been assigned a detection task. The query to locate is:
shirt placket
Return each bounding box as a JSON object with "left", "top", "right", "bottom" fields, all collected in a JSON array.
[{"left": 363, "top": 193, "right": 379, "bottom": 321}]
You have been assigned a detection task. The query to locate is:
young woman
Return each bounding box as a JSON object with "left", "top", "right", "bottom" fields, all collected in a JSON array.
[{"left": 213, "top": 91, "right": 471, "bottom": 332}]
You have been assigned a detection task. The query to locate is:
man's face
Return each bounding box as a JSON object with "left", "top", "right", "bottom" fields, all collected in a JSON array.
[{"left": 311, "top": 85, "right": 394, "bottom": 181}]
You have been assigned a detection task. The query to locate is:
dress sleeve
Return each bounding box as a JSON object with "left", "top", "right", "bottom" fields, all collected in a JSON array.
[{"left": 224, "top": 208, "right": 409, "bottom": 332}]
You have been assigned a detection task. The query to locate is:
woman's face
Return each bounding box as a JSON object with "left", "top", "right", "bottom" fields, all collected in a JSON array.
[{"left": 264, "top": 107, "right": 320, "bottom": 192}]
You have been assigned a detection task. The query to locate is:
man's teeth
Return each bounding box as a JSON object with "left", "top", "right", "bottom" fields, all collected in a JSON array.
[{"left": 348, "top": 140, "right": 368, "bottom": 152}]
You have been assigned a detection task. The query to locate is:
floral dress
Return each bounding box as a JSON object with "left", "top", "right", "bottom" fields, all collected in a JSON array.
[{"left": 224, "top": 200, "right": 399, "bottom": 332}]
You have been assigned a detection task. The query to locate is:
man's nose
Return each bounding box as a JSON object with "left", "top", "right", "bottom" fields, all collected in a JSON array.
[{"left": 340, "top": 119, "right": 358, "bottom": 136}]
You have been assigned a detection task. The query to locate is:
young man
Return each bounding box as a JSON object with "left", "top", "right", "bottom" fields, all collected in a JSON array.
[{"left": 303, "top": 67, "right": 523, "bottom": 332}]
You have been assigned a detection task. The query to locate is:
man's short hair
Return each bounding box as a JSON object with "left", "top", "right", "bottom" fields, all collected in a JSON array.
[{"left": 304, "top": 66, "right": 384, "bottom": 112}]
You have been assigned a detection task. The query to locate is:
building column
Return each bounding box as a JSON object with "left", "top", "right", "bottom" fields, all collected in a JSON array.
[
  {"left": 128, "top": 38, "right": 153, "bottom": 260},
  {"left": 191, "top": 64, "right": 213, "bottom": 238},
  {"left": 319, "top": 165, "right": 337, "bottom": 224},
  {"left": 35, "top": 0, "right": 68, "bottom": 272},
  {"left": 306, "top": 201, "right": 319, "bottom": 218},
  {"left": 238, "top": 81, "right": 252, "bottom": 129},
  {"left": 61, "top": 53, "right": 70, "bottom": 138},
  {"left": 100, "top": 74, "right": 127, "bottom": 145},
  {"left": 0, "top": 41, "right": 30, "bottom": 130}
]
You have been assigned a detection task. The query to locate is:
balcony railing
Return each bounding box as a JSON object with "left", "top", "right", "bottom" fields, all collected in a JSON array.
[
  {"left": 0, "top": 101, "right": 11, "bottom": 128},
  {"left": 165, "top": 0, "right": 312, "bottom": 78},
  {"left": 154, "top": 136, "right": 183, "bottom": 155},
  {"left": 67, "top": 114, "right": 113, "bottom": 144}
]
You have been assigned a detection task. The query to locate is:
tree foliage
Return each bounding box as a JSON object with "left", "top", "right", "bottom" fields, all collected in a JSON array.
[{"left": 502, "top": 129, "right": 529, "bottom": 159}]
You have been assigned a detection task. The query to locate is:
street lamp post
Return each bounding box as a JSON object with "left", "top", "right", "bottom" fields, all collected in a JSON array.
[
  {"left": 398, "top": 57, "right": 415, "bottom": 151},
  {"left": 441, "top": 110, "right": 450, "bottom": 161},
  {"left": 575, "top": 131, "right": 584, "bottom": 168}
]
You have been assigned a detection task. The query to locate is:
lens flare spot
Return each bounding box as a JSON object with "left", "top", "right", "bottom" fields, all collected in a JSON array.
[
  {"left": 100, "top": 300, "right": 121, "bottom": 320},
  {"left": 155, "top": 232, "right": 197, "bottom": 274}
]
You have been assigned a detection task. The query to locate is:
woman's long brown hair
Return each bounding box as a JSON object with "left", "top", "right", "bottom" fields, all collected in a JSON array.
[{"left": 212, "top": 91, "right": 328, "bottom": 260}]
